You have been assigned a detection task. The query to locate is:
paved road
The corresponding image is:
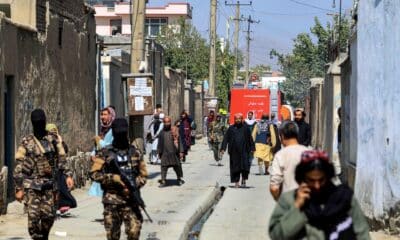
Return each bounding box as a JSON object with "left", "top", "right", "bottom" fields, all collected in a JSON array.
[
  {"left": 0, "top": 139, "right": 228, "bottom": 240},
  {"left": 0, "top": 138, "right": 394, "bottom": 240}
]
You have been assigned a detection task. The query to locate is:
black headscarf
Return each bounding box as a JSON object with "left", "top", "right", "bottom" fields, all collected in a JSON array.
[
  {"left": 31, "top": 109, "right": 47, "bottom": 139},
  {"left": 111, "top": 118, "right": 129, "bottom": 149}
]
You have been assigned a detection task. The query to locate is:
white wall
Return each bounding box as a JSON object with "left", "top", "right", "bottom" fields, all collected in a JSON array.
[
  {"left": 96, "top": 17, "right": 111, "bottom": 36},
  {"left": 355, "top": 0, "right": 400, "bottom": 219}
]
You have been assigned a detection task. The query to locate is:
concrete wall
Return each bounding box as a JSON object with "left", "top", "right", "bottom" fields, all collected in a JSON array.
[
  {"left": 309, "top": 78, "right": 324, "bottom": 149},
  {"left": 340, "top": 31, "right": 358, "bottom": 188},
  {"left": 348, "top": 0, "right": 400, "bottom": 231},
  {"left": 163, "top": 67, "right": 185, "bottom": 121},
  {"left": 101, "top": 51, "right": 129, "bottom": 116}
]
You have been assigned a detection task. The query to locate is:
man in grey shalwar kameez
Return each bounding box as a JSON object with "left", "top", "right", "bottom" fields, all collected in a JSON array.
[{"left": 157, "top": 116, "right": 185, "bottom": 187}]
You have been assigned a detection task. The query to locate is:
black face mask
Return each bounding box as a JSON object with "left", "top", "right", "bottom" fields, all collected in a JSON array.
[
  {"left": 112, "top": 118, "right": 129, "bottom": 149},
  {"left": 31, "top": 109, "right": 47, "bottom": 139}
]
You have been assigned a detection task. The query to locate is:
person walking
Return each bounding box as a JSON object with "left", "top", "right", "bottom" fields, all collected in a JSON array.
[
  {"left": 206, "top": 110, "right": 215, "bottom": 149},
  {"left": 252, "top": 113, "right": 277, "bottom": 175},
  {"left": 89, "top": 106, "right": 116, "bottom": 197},
  {"left": 158, "top": 116, "right": 185, "bottom": 187},
  {"left": 294, "top": 108, "right": 311, "bottom": 147},
  {"left": 220, "top": 113, "right": 255, "bottom": 188},
  {"left": 209, "top": 115, "right": 226, "bottom": 166},
  {"left": 269, "top": 150, "right": 370, "bottom": 240},
  {"left": 148, "top": 113, "right": 164, "bottom": 164},
  {"left": 90, "top": 118, "right": 148, "bottom": 240},
  {"left": 179, "top": 111, "right": 192, "bottom": 162},
  {"left": 269, "top": 121, "right": 309, "bottom": 200},
  {"left": 245, "top": 111, "right": 257, "bottom": 167},
  {"left": 14, "top": 109, "right": 74, "bottom": 240}
]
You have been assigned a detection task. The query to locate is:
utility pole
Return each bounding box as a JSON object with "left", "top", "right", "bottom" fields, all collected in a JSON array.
[
  {"left": 209, "top": 0, "right": 217, "bottom": 97},
  {"left": 243, "top": 15, "right": 259, "bottom": 85},
  {"left": 226, "top": 17, "right": 231, "bottom": 51},
  {"left": 130, "top": 0, "right": 146, "bottom": 72},
  {"left": 225, "top": 1, "right": 252, "bottom": 83}
]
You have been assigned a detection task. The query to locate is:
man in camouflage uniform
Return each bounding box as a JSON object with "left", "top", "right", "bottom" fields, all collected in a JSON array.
[
  {"left": 209, "top": 115, "right": 226, "bottom": 166},
  {"left": 14, "top": 109, "right": 74, "bottom": 240},
  {"left": 90, "top": 118, "right": 148, "bottom": 240}
]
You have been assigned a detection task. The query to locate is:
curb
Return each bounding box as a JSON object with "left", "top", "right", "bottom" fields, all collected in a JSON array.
[{"left": 179, "top": 183, "right": 222, "bottom": 240}]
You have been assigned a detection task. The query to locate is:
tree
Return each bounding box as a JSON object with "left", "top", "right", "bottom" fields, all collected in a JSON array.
[
  {"left": 156, "top": 18, "right": 209, "bottom": 84},
  {"left": 270, "top": 17, "right": 350, "bottom": 107},
  {"left": 251, "top": 64, "right": 271, "bottom": 78},
  {"left": 157, "top": 18, "right": 237, "bottom": 109}
]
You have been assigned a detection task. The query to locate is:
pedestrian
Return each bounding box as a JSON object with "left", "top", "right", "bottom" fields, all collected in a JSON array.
[
  {"left": 220, "top": 113, "right": 255, "bottom": 188},
  {"left": 158, "top": 116, "right": 185, "bottom": 187},
  {"left": 209, "top": 115, "right": 226, "bottom": 166},
  {"left": 179, "top": 111, "right": 192, "bottom": 162},
  {"left": 245, "top": 111, "right": 257, "bottom": 167},
  {"left": 269, "top": 121, "right": 309, "bottom": 200},
  {"left": 90, "top": 118, "right": 147, "bottom": 240},
  {"left": 14, "top": 109, "right": 74, "bottom": 240},
  {"left": 89, "top": 106, "right": 116, "bottom": 197},
  {"left": 206, "top": 110, "right": 215, "bottom": 149},
  {"left": 93, "top": 106, "right": 116, "bottom": 154},
  {"left": 252, "top": 113, "right": 277, "bottom": 175},
  {"left": 46, "top": 123, "right": 77, "bottom": 215},
  {"left": 148, "top": 113, "right": 164, "bottom": 164},
  {"left": 270, "top": 113, "right": 282, "bottom": 154},
  {"left": 269, "top": 150, "right": 370, "bottom": 240},
  {"left": 294, "top": 108, "right": 311, "bottom": 146}
]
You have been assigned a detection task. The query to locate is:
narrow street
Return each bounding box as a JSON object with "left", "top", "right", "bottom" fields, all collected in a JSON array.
[{"left": 0, "top": 138, "right": 274, "bottom": 240}]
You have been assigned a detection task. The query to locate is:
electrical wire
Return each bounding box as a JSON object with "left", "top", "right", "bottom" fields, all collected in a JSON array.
[{"left": 287, "top": 0, "right": 336, "bottom": 13}]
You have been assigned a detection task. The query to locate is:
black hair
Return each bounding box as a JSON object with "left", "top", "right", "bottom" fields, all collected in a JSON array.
[
  {"left": 156, "top": 103, "right": 162, "bottom": 108},
  {"left": 295, "top": 159, "right": 335, "bottom": 184},
  {"left": 279, "top": 121, "right": 299, "bottom": 139},
  {"left": 295, "top": 109, "right": 306, "bottom": 117},
  {"left": 248, "top": 111, "right": 254, "bottom": 115}
]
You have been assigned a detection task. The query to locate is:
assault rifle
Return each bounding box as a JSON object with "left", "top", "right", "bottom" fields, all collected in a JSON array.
[{"left": 108, "top": 156, "right": 153, "bottom": 223}]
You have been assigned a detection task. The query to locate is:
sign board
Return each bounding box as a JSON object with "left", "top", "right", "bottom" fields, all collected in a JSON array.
[
  {"left": 127, "top": 77, "right": 153, "bottom": 115},
  {"left": 229, "top": 89, "right": 270, "bottom": 124}
]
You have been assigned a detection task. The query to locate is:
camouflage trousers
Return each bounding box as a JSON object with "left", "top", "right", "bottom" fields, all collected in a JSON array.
[
  {"left": 26, "top": 189, "right": 55, "bottom": 240},
  {"left": 103, "top": 203, "right": 143, "bottom": 240}
]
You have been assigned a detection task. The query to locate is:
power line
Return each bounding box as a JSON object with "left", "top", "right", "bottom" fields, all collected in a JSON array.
[{"left": 287, "top": 0, "right": 336, "bottom": 13}]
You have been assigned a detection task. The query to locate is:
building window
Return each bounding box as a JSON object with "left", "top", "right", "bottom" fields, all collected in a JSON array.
[
  {"left": 110, "top": 19, "right": 122, "bottom": 35},
  {"left": 145, "top": 18, "right": 167, "bottom": 37}
]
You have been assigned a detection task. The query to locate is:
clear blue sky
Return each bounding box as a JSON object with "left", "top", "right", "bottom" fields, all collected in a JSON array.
[{"left": 148, "top": 0, "right": 353, "bottom": 69}]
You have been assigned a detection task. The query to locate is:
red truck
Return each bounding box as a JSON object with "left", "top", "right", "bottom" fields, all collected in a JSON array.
[{"left": 229, "top": 89, "right": 282, "bottom": 124}]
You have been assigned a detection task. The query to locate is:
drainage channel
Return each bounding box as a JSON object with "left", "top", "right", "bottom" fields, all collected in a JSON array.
[{"left": 187, "top": 186, "right": 226, "bottom": 240}]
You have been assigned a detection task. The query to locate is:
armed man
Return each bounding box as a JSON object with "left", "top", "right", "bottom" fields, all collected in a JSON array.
[
  {"left": 90, "top": 118, "right": 148, "bottom": 240},
  {"left": 14, "top": 109, "right": 74, "bottom": 240},
  {"left": 209, "top": 114, "right": 226, "bottom": 166}
]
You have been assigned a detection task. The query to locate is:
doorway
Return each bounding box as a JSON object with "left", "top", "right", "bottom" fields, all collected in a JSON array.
[{"left": 4, "top": 75, "right": 14, "bottom": 201}]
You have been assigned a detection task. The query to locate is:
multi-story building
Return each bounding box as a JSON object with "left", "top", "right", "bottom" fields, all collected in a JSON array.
[{"left": 89, "top": 1, "right": 192, "bottom": 37}]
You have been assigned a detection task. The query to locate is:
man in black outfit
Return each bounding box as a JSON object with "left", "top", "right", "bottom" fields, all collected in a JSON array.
[{"left": 294, "top": 109, "right": 311, "bottom": 147}]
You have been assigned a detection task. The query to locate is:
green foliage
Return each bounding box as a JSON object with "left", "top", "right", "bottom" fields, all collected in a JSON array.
[
  {"left": 251, "top": 64, "right": 271, "bottom": 77},
  {"left": 156, "top": 18, "right": 237, "bottom": 109},
  {"left": 270, "top": 17, "right": 350, "bottom": 107},
  {"left": 156, "top": 18, "right": 209, "bottom": 84},
  {"left": 216, "top": 44, "right": 236, "bottom": 108}
]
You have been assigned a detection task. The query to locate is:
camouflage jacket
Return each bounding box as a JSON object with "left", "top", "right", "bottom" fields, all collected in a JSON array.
[
  {"left": 90, "top": 145, "right": 148, "bottom": 205},
  {"left": 13, "top": 134, "right": 71, "bottom": 191},
  {"left": 209, "top": 121, "right": 226, "bottom": 143}
]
